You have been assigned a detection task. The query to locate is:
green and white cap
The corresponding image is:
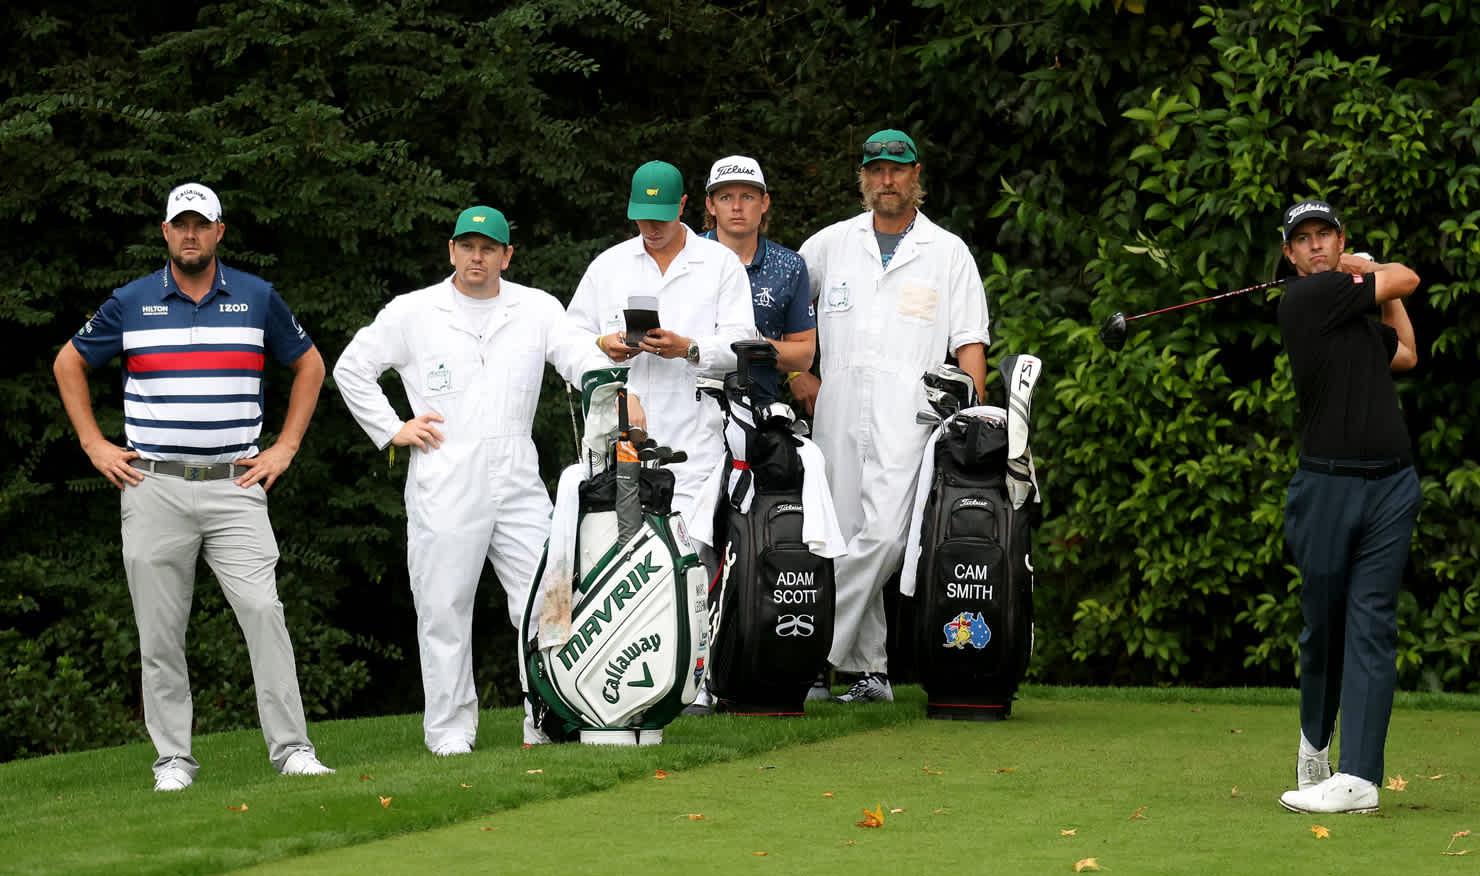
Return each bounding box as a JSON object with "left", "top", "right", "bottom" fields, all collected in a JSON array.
[
  {"left": 628, "top": 161, "right": 684, "bottom": 221},
  {"left": 452, "top": 206, "right": 510, "bottom": 243}
]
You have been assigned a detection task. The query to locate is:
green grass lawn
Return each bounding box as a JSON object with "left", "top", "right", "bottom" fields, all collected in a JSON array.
[{"left": 4, "top": 686, "right": 1477, "bottom": 875}]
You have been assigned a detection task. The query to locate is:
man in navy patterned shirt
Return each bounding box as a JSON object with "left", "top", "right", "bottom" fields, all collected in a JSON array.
[
  {"left": 53, "top": 182, "right": 334, "bottom": 791},
  {"left": 702, "top": 155, "right": 816, "bottom": 400}
]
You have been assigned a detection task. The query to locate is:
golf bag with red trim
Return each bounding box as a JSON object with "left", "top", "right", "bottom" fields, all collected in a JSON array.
[
  {"left": 700, "top": 341, "right": 840, "bottom": 715},
  {"left": 902, "top": 357, "right": 1041, "bottom": 720}
]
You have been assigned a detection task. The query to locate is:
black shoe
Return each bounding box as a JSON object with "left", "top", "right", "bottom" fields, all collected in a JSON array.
[{"left": 831, "top": 673, "right": 893, "bottom": 703}]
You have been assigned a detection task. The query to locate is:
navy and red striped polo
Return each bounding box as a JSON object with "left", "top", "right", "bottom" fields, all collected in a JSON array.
[{"left": 71, "top": 262, "right": 313, "bottom": 463}]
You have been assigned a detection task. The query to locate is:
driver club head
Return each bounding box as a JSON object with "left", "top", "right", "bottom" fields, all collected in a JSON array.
[{"left": 1099, "top": 312, "right": 1128, "bottom": 351}]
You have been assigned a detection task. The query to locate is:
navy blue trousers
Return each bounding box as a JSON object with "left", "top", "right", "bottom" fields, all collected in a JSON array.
[{"left": 1284, "top": 463, "right": 1421, "bottom": 783}]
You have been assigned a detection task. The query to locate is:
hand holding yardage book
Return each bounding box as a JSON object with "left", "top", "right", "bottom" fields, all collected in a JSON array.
[{"left": 623, "top": 295, "right": 660, "bottom": 347}]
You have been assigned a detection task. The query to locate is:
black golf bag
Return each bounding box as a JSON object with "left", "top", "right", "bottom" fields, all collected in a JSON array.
[
  {"left": 903, "top": 356, "right": 1041, "bottom": 720},
  {"left": 700, "top": 341, "right": 839, "bottom": 715},
  {"left": 521, "top": 368, "right": 709, "bottom": 744}
]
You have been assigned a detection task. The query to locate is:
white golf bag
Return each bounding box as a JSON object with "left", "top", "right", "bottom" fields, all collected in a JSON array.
[
  {"left": 520, "top": 367, "right": 709, "bottom": 744},
  {"left": 900, "top": 355, "right": 1042, "bottom": 719}
]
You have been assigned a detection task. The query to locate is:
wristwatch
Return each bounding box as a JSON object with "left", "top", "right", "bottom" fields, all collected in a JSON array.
[{"left": 685, "top": 340, "right": 700, "bottom": 364}]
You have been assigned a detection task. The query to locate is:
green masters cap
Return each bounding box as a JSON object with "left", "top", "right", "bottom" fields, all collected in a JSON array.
[
  {"left": 452, "top": 206, "right": 510, "bottom": 244},
  {"left": 627, "top": 161, "right": 684, "bottom": 221},
  {"left": 860, "top": 129, "right": 920, "bottom": 167}
]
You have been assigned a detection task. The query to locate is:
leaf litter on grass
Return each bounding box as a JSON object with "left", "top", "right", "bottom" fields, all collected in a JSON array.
[
  {"left": 17, "top": 686, "right": 1480, "bottom": 876},
  {"left": 1442, "top": 830, "right": 1472, "bottom": 856}
]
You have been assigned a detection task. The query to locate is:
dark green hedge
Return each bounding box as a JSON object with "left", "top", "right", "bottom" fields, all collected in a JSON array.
[{"left": 3, "top": 0, "right": 1475, "bottom": 760}]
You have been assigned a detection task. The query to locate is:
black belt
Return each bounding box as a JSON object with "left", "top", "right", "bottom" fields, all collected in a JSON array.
[
  {"left": 130, "top": 460, "right": 246, "bottom": 481},
  {"left": 1298, "top": 457, "right": 1410, "bottom": 480}
]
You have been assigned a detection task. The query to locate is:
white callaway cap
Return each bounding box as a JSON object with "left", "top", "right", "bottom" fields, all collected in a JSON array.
[
  {"left": 165, "top": 182, "right": 222, "bottom": 222},
  {"left": 705, "top": 155, "right": 766, "bottom": 193}
]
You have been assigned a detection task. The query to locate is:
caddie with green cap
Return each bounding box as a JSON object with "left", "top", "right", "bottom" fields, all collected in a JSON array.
[
  {"left": 859, "top": 128, "right": 920, "bottom": 166},
  {"left": 565, "top": 159, "right": 756, "bottom": 584},
  {"left": 452, "top": 205, "right": 511, "bottom": 245},
  {"left": 794, "top": 126, "right": 991, "bottom": 706},
  {"left": 333, "top": 203, "right": 609, "bottom": 753},
  {"left": 628, "top": 161, "right": 686, "bottom": 222}
]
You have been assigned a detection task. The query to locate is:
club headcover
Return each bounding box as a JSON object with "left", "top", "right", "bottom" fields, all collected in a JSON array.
[{"left": 998, "top": 353, "right": 1042, "bottom": 461}]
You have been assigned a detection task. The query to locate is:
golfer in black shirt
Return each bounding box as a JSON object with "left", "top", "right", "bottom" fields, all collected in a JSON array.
[{"left": 1274, "top": 199, "right": 1421, "bottom": 815}]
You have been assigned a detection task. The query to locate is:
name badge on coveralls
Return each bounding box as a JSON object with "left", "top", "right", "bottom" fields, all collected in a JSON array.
[
  {"left": 824, "top": 280, "right": 852, "bottom": 313},
  {"left": 426, "top": 363, "right": 453, "bottom": 393}
]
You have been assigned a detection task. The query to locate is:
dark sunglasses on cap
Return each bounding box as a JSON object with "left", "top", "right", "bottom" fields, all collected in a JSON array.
[{"left": 861, "top": 140, "right": 914, "bottom": 159}]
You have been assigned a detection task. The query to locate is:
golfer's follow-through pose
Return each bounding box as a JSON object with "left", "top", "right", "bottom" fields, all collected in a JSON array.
[
  {"left": 334, "top": 206, "right": 605, "bottom": 753},
  {"left": 52, "top": 183, "right": 334, "bottom": 791},
  {"left": 792, "top": 129, "right": 991, "bottom": 703},
  {"left": 1274, "top": 199, "right": 1422, "bottom": 815}
]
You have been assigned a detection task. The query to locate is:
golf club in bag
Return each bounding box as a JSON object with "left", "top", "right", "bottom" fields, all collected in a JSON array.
[
  {"left": 520, "top": 367, "right": 709, "bottom": 745},
  {"left": 900, "top": 355, "right": 1042, "bottom": 720},
  {"left": 696, "top": 340, "right": 844, "bottom": 715}
]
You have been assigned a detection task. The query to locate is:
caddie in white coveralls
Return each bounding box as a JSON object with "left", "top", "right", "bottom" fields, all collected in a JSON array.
[
  {"left": 334, "top": 206, "right": 606, "bottom": 753},
  {"left": 795, "top": 129, "right": 990, "bottom": 703},
  {"left": 567, "top": 161, "right": 755, "bottom": 545}
]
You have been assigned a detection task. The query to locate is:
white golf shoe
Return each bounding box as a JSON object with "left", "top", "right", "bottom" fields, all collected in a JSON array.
[
  {"left": 1279, "top": 772, "right": 1379, "bottom": 814},
  {"left": 279, "top": 750, "right": 336, "bottom": 776},
  {"left": 153, "top": 765, "right": 193, "bottom": 792},
  {"left": 804, "top": 673, "right": 832, "bottom": 702}
]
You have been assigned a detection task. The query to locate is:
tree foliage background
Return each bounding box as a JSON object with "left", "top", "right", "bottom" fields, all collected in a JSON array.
[{"left": 2, "top": 0, "right": 1475, "bottom": 759}]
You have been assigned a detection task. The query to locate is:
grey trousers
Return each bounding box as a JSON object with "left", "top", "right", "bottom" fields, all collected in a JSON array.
[
  {"left": 1284, "top": 464, "right": 1421, "bottom": 783},
  {"left": 120, "top": 473, "right": 316, "bottom": 776}
]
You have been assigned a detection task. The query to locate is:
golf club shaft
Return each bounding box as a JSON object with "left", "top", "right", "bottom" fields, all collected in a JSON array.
[{"left": 1124, "top": 279, "right": 1284, "bottom": 323}]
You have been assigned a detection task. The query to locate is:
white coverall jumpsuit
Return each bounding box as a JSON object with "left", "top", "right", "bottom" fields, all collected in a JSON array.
[
  {"left": 566, "top": 228, "right": 755, "bottom": 530},
  {"left": 334, "top": 277, "right": 602, "bottom": 750},
  {"left": 800, "top": 210, "right": 989, "bottom": 675}
]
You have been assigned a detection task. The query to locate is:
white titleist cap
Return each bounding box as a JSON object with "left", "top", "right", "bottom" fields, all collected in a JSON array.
[
  {"left": 165, "top": 183, "right": 222, "bottom": 222},
  {"left": 705, "top": 156, "right": 766, "bottom": 193}
]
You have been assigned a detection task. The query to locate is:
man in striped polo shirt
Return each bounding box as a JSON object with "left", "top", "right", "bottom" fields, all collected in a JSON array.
[{"left": 53, "top": 182, "right": 334, "bottom": 791}]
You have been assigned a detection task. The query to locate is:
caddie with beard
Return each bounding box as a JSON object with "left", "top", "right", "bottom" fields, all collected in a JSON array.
[{"left": 792, "top": 128, "right": 990, "bottom": 704}]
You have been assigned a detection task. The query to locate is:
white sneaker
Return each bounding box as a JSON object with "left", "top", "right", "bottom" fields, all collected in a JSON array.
[
  {"left": 831, "top": 673, "right": 893, "bottom": 704},
  {"left": 431, "top": 740, "right": 473, "bottom": 757},
  {"left": 1279, "top": 772, "right": 1379, "bottom": 814},
  {"left": 153, "top": 765, "right": 193, "bottom": 792},
  {"left": 804, "top": 673, "right": 832, "bottom": 702},
  {"left": 279, "top": 750, "right": 335, "bottom": 776},
  {"left": 523, "top": 715, "right": 552, "bottom": 746},
  {"left": 1297, "top": 737, "right": 1332, "bottom": 790}
]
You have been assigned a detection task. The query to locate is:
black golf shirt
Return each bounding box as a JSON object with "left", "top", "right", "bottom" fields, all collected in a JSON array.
[{"left": 1277, "top": 270, "right": 1411, "bottom": 462}]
